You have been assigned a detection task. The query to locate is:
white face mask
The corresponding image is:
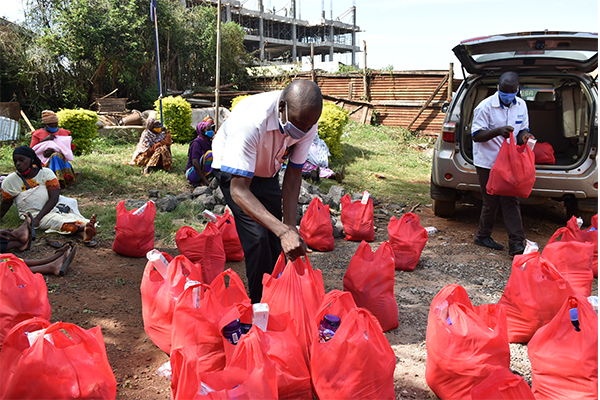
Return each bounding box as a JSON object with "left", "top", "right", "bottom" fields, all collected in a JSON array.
[{"left": 279, "top": 103, "right": 309, "bottom": 140}]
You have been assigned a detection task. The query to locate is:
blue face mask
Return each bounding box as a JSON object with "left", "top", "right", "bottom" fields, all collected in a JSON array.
[
  {"left": 498, "top": 90, "right": 518, "bottom": 105},
  {"left": 279, "top": 103, "right": 309, "bottom": 140},
  {"left": 204, "top": 130, "right": 214, "bottom": 138},
  {"left": 46, "top": 126, "right": 59, "bottom": 133}
]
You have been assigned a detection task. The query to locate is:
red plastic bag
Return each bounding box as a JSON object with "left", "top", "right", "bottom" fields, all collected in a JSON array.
[
  {"left": 311, "top": 290, "right": 396, "bottom": 400},
  {"left": 113, "top": 200, "right": 155, "bottom": 257},
  {"left": 175, "top": 224, "right": 226, "bottom": 284},
  {"left": 498, "top": 252, "right": 575, "bottom": 343},
  {"left": 173, "top": 327, "right": 279, "bottom": 400},
  {"left": 141, "top": 254, "right": 203, "bottom": 354},
  {"left": 533, "top": 142, "right": 555, "bottom": 164},
  {"left": 470, "top": 368, "right": 535, "bottom": 399},
  {"left": 340, "top": 194, "right": 375, "bottom": 242},
  {"left": 425, "top": 285, "right": 510, "bottom": 400},
  {"left": 215, "top": 210, "right": 244, "bottom": 262},
  {"left": 387, "top": 212, "right": 428, "bottom": 271},
  {"left": 542, "top": 228, "right": 594, "bottom": 297},
  {"left": 260, "top": 312, "right": 312, "bottom": 399},
  {"left": 262, "top": 254, "right": 325, "bottom": 364},
  {"left": 528, "top": 295, "right": 598, "bottom": 400},
  {"left": 0, "top": 319, "right": 116, "bottom": 400},
  {"left": 343, "top": 241, "right": 398, "bottom": 332},
  {"left": 486, "top": 137, "right": 536, "bottom": 198},
  {"left": 0, "top": 254, "right": 51, "bottom": 348},
  {"left": 299, "top": 197, "right": 334, "bottom": 251},
  {"left": 170, "top": 281, "right": 252, "bottom": 399},
  {"left": 564, "top": 215, "right": 599, "bottom": 278}
]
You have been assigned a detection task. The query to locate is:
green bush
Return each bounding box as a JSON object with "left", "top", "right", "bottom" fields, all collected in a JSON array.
[
  {"left": 56, "top": 109, "right": 99, "bottom": 154},
  {"left": 230, "top": 94, "right": 251, "bottom": 110},
  {"left": 155, "top": 96, "right": 194, "bottom": 143},
  {"left": 318, "top": 102, "right": 349, "bottom": 159}
]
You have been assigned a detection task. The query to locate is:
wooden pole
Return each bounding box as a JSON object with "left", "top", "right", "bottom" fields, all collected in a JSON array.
[
  {"left": 407, "top": 74, "right": 449, "bottom": 131},
  {"left": 215, "top": 0, "right": 222, "bottom": 130},
  {"left": 447, "top": 63, "right": 453, "bottom": 102},
  {"left": 311, "top": 43, "right": 316, "bottom": 83},
  {"left": 362, "top": 40, "right": 368, "bottom": 101}
]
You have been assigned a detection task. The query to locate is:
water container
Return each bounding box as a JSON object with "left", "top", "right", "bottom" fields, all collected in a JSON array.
[
  {"left": 319, "top": 314, "right": 341, "bottom": 342},
  {"left": 223, "top": 319, "right": 243, "bottom": 345}
]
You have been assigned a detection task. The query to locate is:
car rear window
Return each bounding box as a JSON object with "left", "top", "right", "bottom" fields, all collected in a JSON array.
[{"left": 473, "top": 50, "right": 597, "bottom": 63}]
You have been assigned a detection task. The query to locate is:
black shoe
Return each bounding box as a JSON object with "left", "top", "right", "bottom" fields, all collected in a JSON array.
[
  {"left": 508, "top": 243, "right": 526, "bottom": 256},
  {"left": 474, "top": 236, "right": 504, "bottom": 250}
]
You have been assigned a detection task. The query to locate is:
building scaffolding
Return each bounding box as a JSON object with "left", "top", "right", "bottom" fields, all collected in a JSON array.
[{"left": 192, "top": 0, "right": 360, "bottom": 65}]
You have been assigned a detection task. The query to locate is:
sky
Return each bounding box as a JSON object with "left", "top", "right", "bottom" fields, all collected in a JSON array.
[{"left": 3, "top": 0, "right": 598, "bottom": 73}]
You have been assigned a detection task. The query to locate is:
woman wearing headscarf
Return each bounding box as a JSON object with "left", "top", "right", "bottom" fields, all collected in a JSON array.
[
  {"left": 30, "top": 110, "right": 76, "bottom": 188},
  {"left": 186, "top": 116, "right": 215, "bottom": 187},
  {"left": 0, "top": 146, "right": 98, "bottom": 247},
  {"left": 129, "top": 117, "right": 172, "bottom": 175}
]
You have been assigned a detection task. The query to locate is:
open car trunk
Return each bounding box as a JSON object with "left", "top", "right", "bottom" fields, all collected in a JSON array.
[{"left": 459, "top": 73, "right": 597, "bottom": 169}]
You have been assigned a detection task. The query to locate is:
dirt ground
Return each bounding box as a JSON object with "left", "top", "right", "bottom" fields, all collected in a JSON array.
[{"left": 11, "top": 198, "right": 596, "bottom": 399}]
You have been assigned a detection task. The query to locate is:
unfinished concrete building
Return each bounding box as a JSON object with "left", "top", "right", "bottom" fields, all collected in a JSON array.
[{"left": 193, "top": 0, "right": 361, "bottom": 66}]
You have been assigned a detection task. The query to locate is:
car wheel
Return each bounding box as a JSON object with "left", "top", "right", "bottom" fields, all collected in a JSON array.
[
  {"left": 565, "top": 202, "right": 595, "bottom": 226},
  {"left": 433, "top": 199, "right": 455, "bottom": 217}
]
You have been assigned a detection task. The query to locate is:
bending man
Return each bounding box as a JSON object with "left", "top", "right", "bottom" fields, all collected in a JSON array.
[{"left": 211, "top": 80, "right": 323, "bottom": 303}]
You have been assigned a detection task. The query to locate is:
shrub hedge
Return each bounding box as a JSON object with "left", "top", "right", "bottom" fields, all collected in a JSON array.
[
  {"left": 155, "top": 96, "right": 194, "bottom": 143},
  {"left": 55, "top": 109, "right": 99, "bottom": 154},
  {"left": 318, "top": 102, "right": 349, "bottom": 159}
]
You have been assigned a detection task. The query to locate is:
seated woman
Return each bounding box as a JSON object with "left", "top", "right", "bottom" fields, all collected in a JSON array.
[
  {"left": 30, "top": 110, "right": 76, "bottom": 188},
  {"left": 186, "top": 116, "right": 215, "bottom": 187},
  {"left": 1, "top": 215, "right": 76, "bottom": 276},
  {"left": 0, "top": 146, "right": 97, "bottom": 247},
  {"left": 129, "top": 118, "right": 172, "bottom": 175}
]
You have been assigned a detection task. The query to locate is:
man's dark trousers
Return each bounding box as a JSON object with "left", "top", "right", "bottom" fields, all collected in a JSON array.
[
  {"left": 213, "top": 169, "right": 282, "bottom": 303},
  {"left": 475, "top": 166, "right": 525, "bottom": 247}
]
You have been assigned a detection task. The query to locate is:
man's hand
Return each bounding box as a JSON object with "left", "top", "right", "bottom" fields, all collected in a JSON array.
[
  {"left": 497, "top": 125, "right": 514, "bottom": 139},
  {"left": 279, "top": 226, "right": 308, "bottom": 261},
  {"left": 517, "top": 130, "right": 535, "bottom": 145}
]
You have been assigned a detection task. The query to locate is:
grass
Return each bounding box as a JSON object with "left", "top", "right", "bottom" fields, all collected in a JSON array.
[{"left": 1, "top": 122, "right": 434, "bottom": 246}]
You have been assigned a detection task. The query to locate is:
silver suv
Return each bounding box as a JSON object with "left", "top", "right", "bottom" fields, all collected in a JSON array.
[{"left": 431, "top": 31, "right": 598, "bottom": 222}]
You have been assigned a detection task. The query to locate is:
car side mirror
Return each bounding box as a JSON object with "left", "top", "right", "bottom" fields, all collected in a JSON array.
[{"left": 441, "top": 102, "right": 450, "bottom": 113}]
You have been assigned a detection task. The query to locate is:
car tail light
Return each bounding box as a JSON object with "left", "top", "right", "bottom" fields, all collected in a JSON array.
[
  {"left": 442, "top": 123, "right": 456, "bottom": 143},
  {"left": 444, "top": 173, "right": 453, "bottom": 180},
  {"left": 594, "top": 182, "right": 598, "bottom": 189}
]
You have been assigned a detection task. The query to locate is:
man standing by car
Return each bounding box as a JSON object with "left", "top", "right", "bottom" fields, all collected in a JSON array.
[
  {"left": 211, "top": 79, "right": 323, "bottom": 303},
  {"left": 472, "top": 71, "right": 535, "bottom": 256}
]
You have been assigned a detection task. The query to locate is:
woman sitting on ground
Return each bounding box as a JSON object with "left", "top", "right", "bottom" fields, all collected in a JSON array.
[
  {"left": 129, "top": 117, "right": 172, "bottom": 175},
  {"left": 186, "top": 116, "right": 215, "bottom": 187},
  {"left": 0, "top": 146, "right": 97, "bottom": 247},
  {"left": 30, "top": 110, "right": 77, "bottom": 188},
  {"left": 302, "top": 134, "right": 345, "bottom": 183},
  {"left": 1, "top": 215, "right": 76, "bottom": 276}
]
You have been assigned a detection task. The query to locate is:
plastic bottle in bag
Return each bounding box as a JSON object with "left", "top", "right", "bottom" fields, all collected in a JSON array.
[
  {"left": 318, "top": 314, "right": 341, "bottom": 342},
  {"left": 223, "top": 319, "right": 243, "bottom": 345}
]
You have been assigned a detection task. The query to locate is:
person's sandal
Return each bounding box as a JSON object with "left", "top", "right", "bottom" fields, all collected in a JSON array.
[
  {"left": 59, "top": 244, "right": 77, "bottom": 276},
  {"left": 83, "top": 239, "right": 98, "bottom": 248},
  {"left": 47, "top": 239, "right": 65, "bottom": 249}
]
